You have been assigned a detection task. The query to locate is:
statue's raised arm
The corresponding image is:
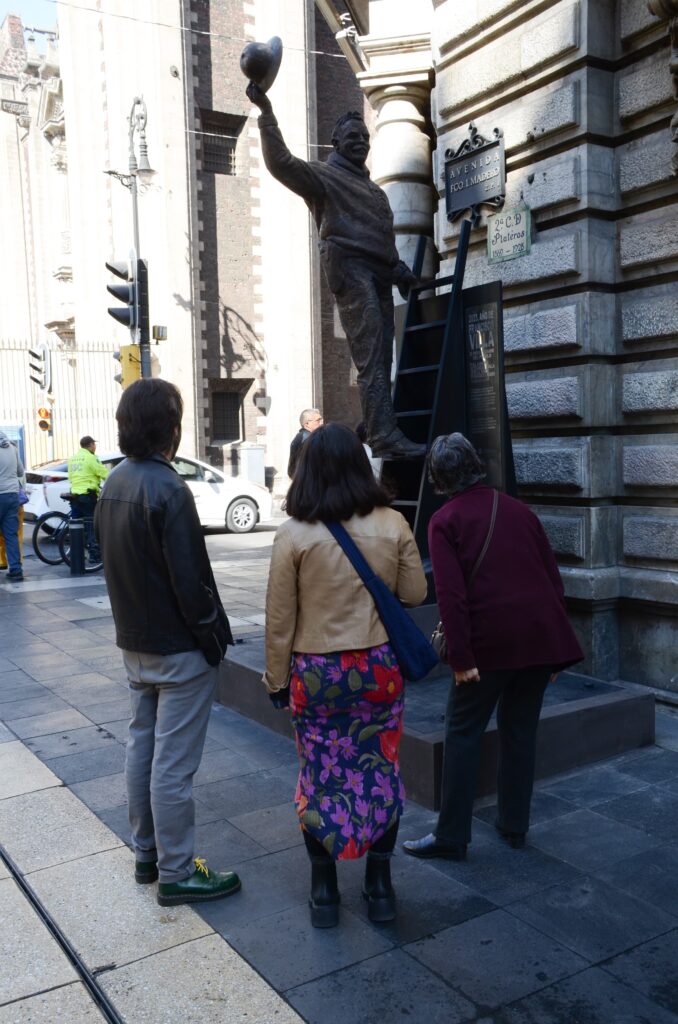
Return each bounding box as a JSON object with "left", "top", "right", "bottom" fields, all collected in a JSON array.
[{"left": 247, "top": 82, "right": 324, "bottom": 203}]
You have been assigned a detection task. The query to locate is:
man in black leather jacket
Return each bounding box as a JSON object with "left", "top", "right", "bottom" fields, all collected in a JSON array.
[{"left": 95, "top": 378, "right": 241, "bottom": 907}]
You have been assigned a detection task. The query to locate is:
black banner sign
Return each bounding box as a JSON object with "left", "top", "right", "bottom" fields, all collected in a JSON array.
[{"left": 462, "top": 281, "right": 516, "bottom": 494}]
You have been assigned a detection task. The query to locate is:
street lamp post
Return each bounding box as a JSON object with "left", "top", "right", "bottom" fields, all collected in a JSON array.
[
  {"left": 107, "top": 96, "right": 154, "bottom": 378},
  {"left": 128, "top": 96, "right": 152, "bottom": 257}
]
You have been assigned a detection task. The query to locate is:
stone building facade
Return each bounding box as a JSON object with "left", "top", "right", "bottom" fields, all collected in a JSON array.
[
  {"left": 318, "top": 0, "right": 678, "bottom": 690},
  {"left": 0, "top": 16, "right": 123, "bottom": 464},
  {"left": 1, "top": 2, "right": 359, "bottom": 485}
]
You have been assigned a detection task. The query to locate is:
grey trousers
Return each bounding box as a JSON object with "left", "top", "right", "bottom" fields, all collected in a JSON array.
[{"left": 123, "top": 649, "right": 218, "bottom": 882}]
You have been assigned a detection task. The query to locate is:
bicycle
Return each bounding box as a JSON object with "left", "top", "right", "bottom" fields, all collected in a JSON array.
[{"left": 32, "top": 495, "right": 103, "bottom": 573}]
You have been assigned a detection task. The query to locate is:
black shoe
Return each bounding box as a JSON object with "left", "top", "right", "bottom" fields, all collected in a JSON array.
[
  {"left": 402, "top": 833, "right": 467, "bottom": 861},
  {"left": 135, "top": 860, "right": 159, "bottom": 884},
  {"left": 363, "top": 851, "right": 396, "bottom": 923},
  {"left": 309, "top": 857, "right": 340, "bottom": 928},
  {"left": 7, "top": 570, "right": 24, "bottom": 582},
  {"left": 371, "top": 429, "right": 426, "bottom": 460},
  {"left": 495, "top": 823, "right": 526, "bottom": 849}
]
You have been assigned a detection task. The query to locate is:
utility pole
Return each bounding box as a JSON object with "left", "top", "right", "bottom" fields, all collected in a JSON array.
[{"left": 105, "top": 97, "right": 154, "bottom": 378}]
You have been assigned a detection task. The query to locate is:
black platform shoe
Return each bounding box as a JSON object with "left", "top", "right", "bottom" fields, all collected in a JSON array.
[
  {"left": 495, "top": 823, "right": 526, "bottom": 849},
  {"left": 363, "top": 850, "right": 396, "bottom": 923},
  {"left": 309, "top": 857, "right": 340, "bottom": 928}
]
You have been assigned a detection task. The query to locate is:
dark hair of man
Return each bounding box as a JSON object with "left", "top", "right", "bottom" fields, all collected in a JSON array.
[
  {"left": 331, "top": 110, "right": 365, "bottom": 143},
  {"left": 116, "top": 378, "right": 184, "bottom": 458},
  {"left": 427, "top": 432, "right": 485, "bottom": 497},
  {"left": 286, "top": 422, "right": 390, "bottom": 523}
]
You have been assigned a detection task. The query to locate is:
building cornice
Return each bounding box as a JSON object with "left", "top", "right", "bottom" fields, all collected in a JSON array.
[{"left": 358, "top": 32, "right": 432, "bottom": 61}]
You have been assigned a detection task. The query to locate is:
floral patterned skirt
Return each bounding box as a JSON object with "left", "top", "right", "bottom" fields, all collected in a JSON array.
[{"left": 289, "top": 643, "right": 405, "bottom": 860}]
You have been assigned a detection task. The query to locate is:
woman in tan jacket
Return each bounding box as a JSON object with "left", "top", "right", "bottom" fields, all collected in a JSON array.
[{"left": 264, "top": 423, "right": 427, "bottom": 928}]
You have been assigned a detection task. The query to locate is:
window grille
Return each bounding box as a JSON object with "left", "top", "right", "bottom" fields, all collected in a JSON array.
[
  {"left": 212, "top": 391, "right": 242, "bottom": 443},
  {"left": 200, "top": 110, "right": 245, "bottom": 176}
]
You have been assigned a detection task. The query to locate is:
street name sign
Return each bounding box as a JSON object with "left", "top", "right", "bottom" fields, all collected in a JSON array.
[
  {"left": 1, "top": 99, "right": 28, "bottom": 116},
  {"left": 488, "top": 203, "right": 532, "bottom": 263},
  {"left": 445, "top": 123, "right": 506, "bottom": 225}
]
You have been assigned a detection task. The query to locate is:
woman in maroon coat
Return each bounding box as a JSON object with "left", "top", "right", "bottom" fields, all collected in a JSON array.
[{"left": 404, "top": 434, "right": 583, "bottom": 861}]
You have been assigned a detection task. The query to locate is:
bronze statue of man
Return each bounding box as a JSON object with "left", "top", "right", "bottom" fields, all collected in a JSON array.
[{"left": 247, "top": 83, "right": 425, "bottom": 459}]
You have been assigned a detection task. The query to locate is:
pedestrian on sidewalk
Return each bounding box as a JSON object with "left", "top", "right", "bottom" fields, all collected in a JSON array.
[
  {"left": 288, "top": 408, "right": 323, "bottom": 478},
  {"left": 403, "top": 433, "right": 583, "bottom": 864},
  {"left": 67, "top": 436, "right": 109, "bottom": 564},
  {"left": 264, "top": 423, "right": 427, "bottom": 927},
  {"left": 0, "top": 431, "right": 25, "bottom": 582},
  {"left": 95, "top": 379, "right": 241, "bottom": 907}
]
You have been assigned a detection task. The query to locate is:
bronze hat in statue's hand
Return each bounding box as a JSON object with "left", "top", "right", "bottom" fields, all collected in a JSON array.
[{"left": 240, "top": 36, "right": 283, "bottom": 93}]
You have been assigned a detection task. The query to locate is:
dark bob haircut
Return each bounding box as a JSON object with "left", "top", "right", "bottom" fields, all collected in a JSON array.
[
  {"left": 116, "top": 378, "right": 183, "bottom": 458},
  {"left": 286, "top": 422, "right": 390, "bottom": 523},
  {"left": 427, "top": 432, "right": 485, "bottom": 497}
]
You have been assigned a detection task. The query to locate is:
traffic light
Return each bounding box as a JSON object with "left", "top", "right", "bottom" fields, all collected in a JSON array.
[
  {"left": 106, "top": 258, "right": 138, "bottom": 333},
  {"left": 105, "top": 257, "right": 149, "bottom": 344},
  {"left": 113, "top": 344, "right": 142, "bottom": 388},
  {"left": 28, "top": 343, "right": 51, "bottom": 393},
  {"left": 37, "top": 406, "right": 51, "bottom": 432}
]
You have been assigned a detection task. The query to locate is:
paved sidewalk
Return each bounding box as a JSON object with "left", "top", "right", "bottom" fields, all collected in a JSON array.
[{"left": 2, "top": 532, "right": 678, "bottom": 1021}]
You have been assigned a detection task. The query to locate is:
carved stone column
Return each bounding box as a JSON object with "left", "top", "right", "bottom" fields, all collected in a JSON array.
[
  {"left": 354, "top": 19, "right": 435, "bottom": 279},
  {"left": 41, "top": 74, "right": 75, "bottom": 343},
  {"left": 361, "top": 74, "right": 435, "bottom": 276},
  {"left": 648, "top": 0, "right": 678, "bottom": 173}
]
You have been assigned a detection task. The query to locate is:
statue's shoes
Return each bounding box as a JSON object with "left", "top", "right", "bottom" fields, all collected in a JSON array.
[{"left": 371, "top": 431, "right": 426, "bottom": 459}]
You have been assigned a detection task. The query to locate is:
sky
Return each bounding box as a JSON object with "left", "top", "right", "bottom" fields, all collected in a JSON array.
[{"left": 5, "top": 0, "right": 57, "bottom": 32}]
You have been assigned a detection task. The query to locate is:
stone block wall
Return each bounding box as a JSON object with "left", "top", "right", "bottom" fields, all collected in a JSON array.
[
  {"left": 432, "top": 0, "right": 678, "bottom": 688},
  {"left": 190, "top": 0, "right": 262, "bottom": 465}
]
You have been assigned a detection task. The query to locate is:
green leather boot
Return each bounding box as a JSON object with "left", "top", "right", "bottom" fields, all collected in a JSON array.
[{"left": 157, "top": 858, "right": 241, "bottom": 907}]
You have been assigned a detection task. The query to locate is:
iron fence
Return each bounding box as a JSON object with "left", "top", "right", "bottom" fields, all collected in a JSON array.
[{"left": 0, "top": 338, "right": 121, "bottom": 468}]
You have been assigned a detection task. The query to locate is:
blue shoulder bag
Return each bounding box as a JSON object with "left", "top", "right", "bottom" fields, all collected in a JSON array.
[{"left": 325, "top": 521, "right": 438, "bottom": 682}]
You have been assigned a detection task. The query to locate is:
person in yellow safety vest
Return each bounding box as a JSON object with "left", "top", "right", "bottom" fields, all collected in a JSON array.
[{"left": 67, "top": 436, "right": 109, "bottom": 563}]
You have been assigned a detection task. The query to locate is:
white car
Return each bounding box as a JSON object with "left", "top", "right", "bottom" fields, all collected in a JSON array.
[{"left": 24, "top": 452, "right": 273, "bottom": 533}]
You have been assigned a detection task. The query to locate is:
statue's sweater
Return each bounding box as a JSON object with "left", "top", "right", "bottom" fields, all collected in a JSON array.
[{"left": 258, "top": 112, "right": 403, "bottom": 279}]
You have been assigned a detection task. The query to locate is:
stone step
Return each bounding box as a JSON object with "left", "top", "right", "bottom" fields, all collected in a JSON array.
[{"left": 218, "top": 641, "right": 655, "bottom": 811}]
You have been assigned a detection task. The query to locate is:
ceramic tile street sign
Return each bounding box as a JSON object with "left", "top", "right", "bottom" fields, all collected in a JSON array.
[
  {"left": 445, "top": 123, "right": 506, "bottom": 226},
  {"left": 488, "top": 203, "right": 532, "bottom": 263}
]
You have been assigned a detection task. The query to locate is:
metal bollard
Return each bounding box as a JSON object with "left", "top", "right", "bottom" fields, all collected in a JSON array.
[{"left": 69, "top": 519, "right": 86, "bottom": 576}]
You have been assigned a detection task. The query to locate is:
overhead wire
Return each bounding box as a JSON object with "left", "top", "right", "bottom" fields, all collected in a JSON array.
[
  {"left": 42, "top": 0, "right": 349, "bottom": 59},
  {"left": 33, "top": 0, "right": 351, "bottom": 150}
]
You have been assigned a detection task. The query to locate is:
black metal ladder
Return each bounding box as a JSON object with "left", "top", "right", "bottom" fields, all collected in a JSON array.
[{"left": 382, "top": 219, "right": 472, "bottom": 559}]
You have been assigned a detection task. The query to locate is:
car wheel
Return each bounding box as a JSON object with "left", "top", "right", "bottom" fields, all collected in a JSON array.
[{"left": 226, "top": 497, "right": 258, "bottom": 533}]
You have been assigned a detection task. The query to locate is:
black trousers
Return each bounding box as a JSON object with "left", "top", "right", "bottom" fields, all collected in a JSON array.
[
  {"left": 332, "top": 257, "right": 398, "bottom": 446},
  {"left": 435, "top": 667, "right": 550, "bottom": 845},
  {"left": 70, "top": 492, "right": 99, "bottom": 557}
]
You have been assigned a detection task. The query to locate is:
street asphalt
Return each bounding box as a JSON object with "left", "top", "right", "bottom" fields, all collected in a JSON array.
[{"left": 1, "top": 523, "right": 678, "bottom": 1022}]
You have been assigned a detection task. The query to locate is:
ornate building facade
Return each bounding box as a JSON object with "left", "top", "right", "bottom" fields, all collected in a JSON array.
[
  {"left": 0, "top": 1, "right": 360, "bottom": 483},
  {"left": 317, "top": 0, "right": 678, "bottom": 690}
]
